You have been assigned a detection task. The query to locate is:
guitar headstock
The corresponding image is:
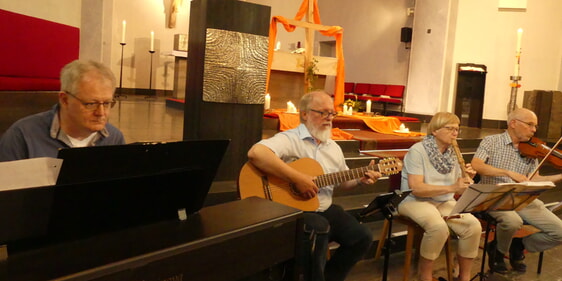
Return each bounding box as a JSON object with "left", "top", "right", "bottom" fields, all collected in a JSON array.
[{"left": 377, "top": 157, "right": 403, "bottom": 175}]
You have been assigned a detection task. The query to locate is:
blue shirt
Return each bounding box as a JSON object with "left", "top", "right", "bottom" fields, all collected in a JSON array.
[
  {"left": 0, "top": 105, "right": 125, "bottom": 161},
  {"left": 258, "top": 124, "right": 348, "bottom": 211}
]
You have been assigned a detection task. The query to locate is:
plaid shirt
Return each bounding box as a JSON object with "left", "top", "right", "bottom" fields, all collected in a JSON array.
[{"left": 474, "top": 131, "right": 537, "bottom": 184}]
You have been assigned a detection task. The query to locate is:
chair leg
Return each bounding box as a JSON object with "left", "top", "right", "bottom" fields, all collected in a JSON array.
[
  {"left": 374, "top": 219, "right": 390, "bottom": 261},
  {"left": 403, "top": 224, "right": 416, "bottom": 281},
  {"left": 445, "top": 237, "right": 453, "bottom": 281},
  {"left": 537, "top": 251, "right": 544, "bottom": 274}
]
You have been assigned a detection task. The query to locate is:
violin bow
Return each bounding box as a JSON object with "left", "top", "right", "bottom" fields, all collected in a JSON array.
[{"left": 529, "top": 135, "right": 562, "bottom": 179}]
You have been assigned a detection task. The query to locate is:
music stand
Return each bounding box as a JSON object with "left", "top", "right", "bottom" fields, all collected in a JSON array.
[
  {"left": 359, "top": 190, "right": 411, "bottom": 281},
  {"left": 450, "top": 182, "right": 555, "bottom": 281}
]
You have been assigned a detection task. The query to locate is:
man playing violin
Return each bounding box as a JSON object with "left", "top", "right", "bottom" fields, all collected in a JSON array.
[{"left": 472, "top": 108, "right": 562, "bottom": 274}]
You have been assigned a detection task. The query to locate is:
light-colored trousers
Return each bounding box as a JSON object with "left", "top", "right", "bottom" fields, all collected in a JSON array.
[
  {"left": 398, "top": 197, "right": 482, "bottom": 260},
  {"left": 489, "top": 199, "right": 562, "bottom": 254}
]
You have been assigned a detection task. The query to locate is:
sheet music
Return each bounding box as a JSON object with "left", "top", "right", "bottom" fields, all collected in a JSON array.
[
  {"left": 0, "top": 157, "right": 63, "bottom": 191},
  {"left": 450, "top": 184, "right": 499, "bottom": 215},
  {"left": 450, "top": 182, "right": 555, "bottom": 215}
]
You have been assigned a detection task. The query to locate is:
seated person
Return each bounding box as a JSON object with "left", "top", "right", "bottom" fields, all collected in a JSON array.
[
  {"left": 471, "top": 108, "right": 562, "bottom": 273},
  {"left": 398, "top": 112, "right": 481, "bottom": 281},
  {"left": 0, "top": 60, "right": 125, "bottom": 161},
  {"left": 247, "top": 91, "right": 381, "bottom": 281}
]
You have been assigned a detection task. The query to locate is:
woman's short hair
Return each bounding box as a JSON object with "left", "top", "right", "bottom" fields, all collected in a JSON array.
[{"left": 427, "top": 112, "right": 460, "bottom": 134}]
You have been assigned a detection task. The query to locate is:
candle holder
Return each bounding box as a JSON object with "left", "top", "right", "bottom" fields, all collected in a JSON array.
[
  {"left": 116, "top": 42, "right": 127, "bottom": 99},
  {"left": 507, "top": 75, "right": 521, "bottom": 114},
  {"left": 145, "top": 50, "right": 156, "bottom": 99}
]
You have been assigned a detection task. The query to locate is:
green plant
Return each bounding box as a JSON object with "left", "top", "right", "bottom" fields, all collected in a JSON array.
[{"left": 305, "top": 57, "right": 319, "bottom": 92}]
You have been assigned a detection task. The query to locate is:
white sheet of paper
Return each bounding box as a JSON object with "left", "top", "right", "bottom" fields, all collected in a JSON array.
[
  {"left": 0, "top": 157, "right": 63, "bottom": 191},
  {"left": 450, "top": 182, "right": 555, "bottom": 215}
]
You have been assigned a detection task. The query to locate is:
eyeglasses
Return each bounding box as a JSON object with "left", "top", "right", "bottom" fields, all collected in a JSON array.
[
  {"left": 514, "top": 119, "right": 539, "bottom": 129},
  {"left": 65, "top": 92, "right": 116, "bottom": 111},
  {"left": 309, "top": 109, "right": 337, "bottom": 119},
  {"left": 442, "top": 126, "right": 461, "bottom": 133}
]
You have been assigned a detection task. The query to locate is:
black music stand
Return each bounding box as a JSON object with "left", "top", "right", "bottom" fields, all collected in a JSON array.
[
  {"left": 359, "top": 190, "right": 411, "bottom": 281},
  {"left": 450, "top": 182, "right": 555, "bottom": 281}
]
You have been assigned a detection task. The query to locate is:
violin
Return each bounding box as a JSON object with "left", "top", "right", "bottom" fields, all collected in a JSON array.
[{"left": 518, "top": 136, "right": 562, "bottom": 169}]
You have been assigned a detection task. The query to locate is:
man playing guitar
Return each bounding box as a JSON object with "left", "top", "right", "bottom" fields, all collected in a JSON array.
[{"left": 247, "top": 91, "right": 381, "bottom": 281}]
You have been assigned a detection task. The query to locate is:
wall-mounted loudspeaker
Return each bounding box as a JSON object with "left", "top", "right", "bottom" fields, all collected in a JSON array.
[{"left": 400, "top": 27, "right": 412, "bottom": 43}]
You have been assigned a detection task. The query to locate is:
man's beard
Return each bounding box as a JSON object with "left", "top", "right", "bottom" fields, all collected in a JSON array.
[{"left": 309, "top": 123, "right": 332, "bottom": 143}]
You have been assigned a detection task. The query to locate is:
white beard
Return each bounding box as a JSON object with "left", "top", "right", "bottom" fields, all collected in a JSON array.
[{"left": 309, "top": 124, "right": 332, "bottom": 143}]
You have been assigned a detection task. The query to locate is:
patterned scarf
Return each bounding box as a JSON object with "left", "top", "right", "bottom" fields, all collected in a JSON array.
[{"left": 422, "top": 135, "right": 455, "bottom": 174}]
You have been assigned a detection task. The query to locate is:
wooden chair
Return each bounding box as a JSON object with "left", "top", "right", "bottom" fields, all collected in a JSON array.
[
  {"left": 374, "top": 214, "right": 455, "bottom": 281},
  {"left": 478, "top": 214, "right": 545, "bottom": 275}
]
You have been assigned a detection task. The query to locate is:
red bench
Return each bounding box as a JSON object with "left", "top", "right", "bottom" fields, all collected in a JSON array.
[
  {"left": 344, "top": 82, "right": 405, "bottom": 114},
  {"left": 0, "top": 9, "right": 80, "bottom": 91}
]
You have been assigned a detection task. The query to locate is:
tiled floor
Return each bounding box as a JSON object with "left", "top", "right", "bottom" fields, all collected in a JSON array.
[
  {"left": 111, "top": 96, "right": 184, "bottom": 143},
  {"left": 111, "top": 96, "right": 562, "bottom": 281}
]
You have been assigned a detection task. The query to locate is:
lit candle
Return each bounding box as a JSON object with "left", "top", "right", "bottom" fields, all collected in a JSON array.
[
  {"left": 514, "top": 28, "right": 523, "bottom": 76},
  {"left": 343, "top": 104, "right": 348, "bottom": 115},
  {"left": 287, "top": 101, "right": 292, "bottom": 113},
  {"left": 366, "top": 100, "right": 371, "bottom": 113},
  {"left": 121, "top": 20, "right": 126, "bottom": 44},
  {"left": 265, "top": 93, "right": 271, "bottom": 110},
  {"left": 516, "top": 28, "right": 523, "bottom": 53},
  {"left": 275, "top": 41, "right": 281, "bottom": 51},
  {"left": 150, "top": 31, "right": 155, "bottom": 51}
]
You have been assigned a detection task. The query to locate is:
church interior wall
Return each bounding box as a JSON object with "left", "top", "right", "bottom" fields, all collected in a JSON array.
[{"left": 1, "top": 0, "right": 562, "bottom": 123}]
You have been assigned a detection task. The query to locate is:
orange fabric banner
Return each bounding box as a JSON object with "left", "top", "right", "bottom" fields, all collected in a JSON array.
[
  {"left": 267, "top": 110, "right": 352, "bottom": 140},
  {"left": 346, "top": 115, "right": 425, "bottom": 137},
  {"left": 265, "top": 0, "right": 345, "bottom": 111}
]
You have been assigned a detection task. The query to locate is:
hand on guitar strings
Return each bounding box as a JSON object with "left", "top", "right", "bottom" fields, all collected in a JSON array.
[{"left": 292, "top": 173, "right": 319, "bottom": 199}]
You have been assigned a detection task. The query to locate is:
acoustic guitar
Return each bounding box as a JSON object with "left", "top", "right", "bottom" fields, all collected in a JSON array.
[{"left": 238, "top": 157, "right": 403, "bottom": 211}]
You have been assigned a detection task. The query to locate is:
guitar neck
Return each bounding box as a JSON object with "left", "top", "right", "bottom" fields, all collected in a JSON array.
[{"left": 314, "top": 165, "right": 377, "bottom": 188}]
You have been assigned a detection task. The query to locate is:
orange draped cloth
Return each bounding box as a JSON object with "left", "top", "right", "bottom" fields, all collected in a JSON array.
[
  {"left": 268, "top": 110, "right": 425, "bottom": 137},
  {"left": 346, "top": 115, "right": 425, "bottom": 137},
  {"left": 265, "top": 0, "right": 345, "bottom": 111},
  {"left": 265, "top": 110, "right": 353, "bottom": 140}
]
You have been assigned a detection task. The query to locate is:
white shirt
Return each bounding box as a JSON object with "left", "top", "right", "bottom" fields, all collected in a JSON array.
[{"left": 258, "top": 124, "right": 348, "bottom": 211}]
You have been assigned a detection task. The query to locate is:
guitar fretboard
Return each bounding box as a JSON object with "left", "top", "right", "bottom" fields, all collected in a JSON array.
[{"left": 314, "top": 165, "right": 378, "bottom": 188}]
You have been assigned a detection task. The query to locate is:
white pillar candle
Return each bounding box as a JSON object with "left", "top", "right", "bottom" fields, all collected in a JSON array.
[
  {"left": 514, "top": 28, "right": 522, "bottom": 76},
  {"left": 343, "top": 104, "right": 348, "bottom": 115},
  {"left": 287, "top": 101, "right": 292, "bottom": 112},
  {"left": 121, "top": 20, "right": 126, "bottom": 44},
  {"left": 366, "top": 100, "right": 371, "bottom": 113},
  {"left": 516, "top": 28, "right": 523, "bottom": 52},
  {"left": 265, "top": 93, "right": 271, "bottom": 110},
  {"left": 150, "top": 31, "right": 155, "bottom": 51}
]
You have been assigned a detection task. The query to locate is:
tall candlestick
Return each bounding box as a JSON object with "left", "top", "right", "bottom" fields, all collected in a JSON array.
[
  {"left": 121, "top": 20, "right": 126, "bottom": 44},
  {"left": 150, "top": 31, "right": 155, "bottom": 52},
  {"left": 366, "top": 100, "right": 371, "bottom": 113},
  {"left": 265, "top": 93, "right": 271, "bottom": 110}
]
